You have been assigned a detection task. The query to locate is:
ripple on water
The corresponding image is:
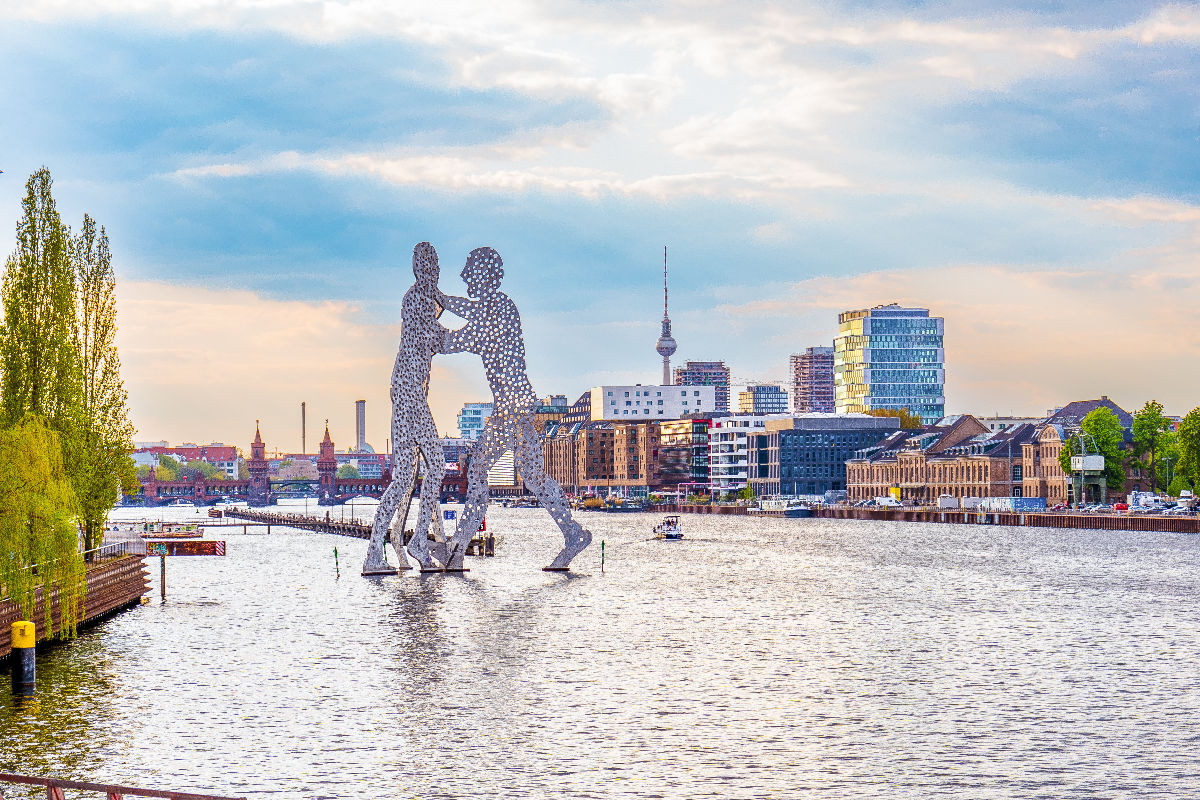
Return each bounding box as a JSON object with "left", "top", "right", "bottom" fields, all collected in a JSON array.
[{"left": 2, "top": 506, "right": 1200, "bottom": 798}]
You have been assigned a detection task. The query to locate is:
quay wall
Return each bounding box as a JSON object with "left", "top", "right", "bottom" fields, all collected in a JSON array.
[{"left": 1, "top": 554, "right": 148, "bottom": 660}]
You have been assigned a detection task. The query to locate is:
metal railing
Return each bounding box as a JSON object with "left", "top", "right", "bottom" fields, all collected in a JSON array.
[{"left": 0, "top": 773, "right": 245, "bottom": 799}]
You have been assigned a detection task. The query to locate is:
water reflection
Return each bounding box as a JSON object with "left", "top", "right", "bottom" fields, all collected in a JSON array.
[{"left": 2, "top": 506, "right": 1199, "bottom": 798}]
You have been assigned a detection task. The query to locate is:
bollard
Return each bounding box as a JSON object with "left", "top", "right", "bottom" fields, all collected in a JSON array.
[
  {"left": 11, "top": 621, "right": 35, "bottom": 695},
  {"left": 601, "top": 540, "right": 605, "bottom": 572},
  {"left": 160, "top": 554, "right": 167, "bottom": 602}
]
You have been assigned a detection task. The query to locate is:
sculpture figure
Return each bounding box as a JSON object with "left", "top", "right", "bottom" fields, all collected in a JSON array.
[
  {"left": 437, "top": 247, "right": 592, "bottom": 571},
  {"left": 362, "top": 242, "right": 446, "bottom": 574}
]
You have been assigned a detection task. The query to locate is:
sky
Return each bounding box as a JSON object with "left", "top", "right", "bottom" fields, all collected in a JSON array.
[{"left": 1, "top": 0, "right": 1198, "bottom": 452}]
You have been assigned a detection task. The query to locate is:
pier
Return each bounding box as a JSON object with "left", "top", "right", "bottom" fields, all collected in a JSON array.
[
  {"left": 224, "top": 509, "right": 373, "bottom": 539},
  {"left": 1, "top": 544, "right": 149, "bottom": 661}
]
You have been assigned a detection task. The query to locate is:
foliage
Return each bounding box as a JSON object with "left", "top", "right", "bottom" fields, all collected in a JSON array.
[
  {"left": 1131, "top": 400, "right": 1173, "bottom": 492},
  {"left": 1057, "top": 407, "right": 1126, "bottom": 491},
  {"left": 175, "top": 459, "right": 227, "bottom": 482},
  {"left": 868, "top": 407, "right": 923, "bottom": 429},
  {"left": 1177, "top": 408, "right": 1200, "bottom": 491},
  {"left": 737, "top": 484, "right": 756, "bottom": 501},
  {"left": 0, "top": 416, "right": 85, "bottom": 637},
  {"left": 337, "top": 464, "right": 361, "bottom": 479},
  {"left": 72, "top": 214, "right": 137, "bottom": 550},
  {"left": 0, "top": 168, "right": 79, "bottom": 431}
]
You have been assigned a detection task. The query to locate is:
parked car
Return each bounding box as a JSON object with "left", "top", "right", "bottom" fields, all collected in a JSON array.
[
  {"left": 1051, "top": 503, "right": 1067, "bottom": 511},
  {"left": 1113, "top": 502, "right": 1129, "bottom": 511}
]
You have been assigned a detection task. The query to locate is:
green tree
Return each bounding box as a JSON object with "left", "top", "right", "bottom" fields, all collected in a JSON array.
[
  {"left": 177, "top": 459, "right": 226, "bottom": 481},
  {"left": 0, "top": 416, "right": 85, "bottom": 637},
  {"left": 737, "top": 484, "right": 756, "bottom": 501},
  {"left": 1177, "top": 408, "right": 1200, "bottom": 492},
  {"left": 1131, "top": 400, "right": 1173, "bottom": 492},
  {"left": 1058, "top": 407, "right": 1126, "bottom": 491},
  {"left": 0, "top": 168, "right": 79, "bottom": 431},
  {"left": 72, "top": 214, "right": 136, "bottom": 551},
  {"left": 868, "top": 408, "right": 923, "bottom": 429},
  {"left": 337, "top": 464, "right": 361, "bottom": 479}
]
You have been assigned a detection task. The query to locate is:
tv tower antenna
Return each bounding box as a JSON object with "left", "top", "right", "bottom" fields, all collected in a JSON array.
[{"left": 655, "top": 245, "right": 677, "bottom": 385}]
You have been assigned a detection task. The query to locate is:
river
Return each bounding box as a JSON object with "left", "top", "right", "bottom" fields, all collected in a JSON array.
[{"left": 2, "top": 505, "right": 1199, "bottom": 798}]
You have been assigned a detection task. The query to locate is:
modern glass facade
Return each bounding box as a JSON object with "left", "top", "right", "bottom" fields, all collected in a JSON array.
[
  {"left": 737, "top": 383, "right": 789, "bottom": 414},
  {"left": 834, "top": 304, "right": 944, "bottom": 424}
]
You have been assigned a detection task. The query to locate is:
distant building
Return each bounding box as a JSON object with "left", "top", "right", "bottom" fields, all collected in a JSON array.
[
  {"left": 709, "top": 415, "right": 772, "bottom": 495},
  {"left": 457, "top": 402, "right": 494, "bottom": 440},
  {"left": 845, "top": 415, "right": 1037, "bottom": 503},
  {"left": 659, "top": 418, "right": 711, "bottom": 489},
  {"left": 354, "top": 400, "right": 369, "bottom": 451},
  {"left": 737, "top": 384, "right": 788, "bottom": 415},
  {"left": 440, "top": 437, "right": 475, "bottom": 465},
  {"left": 133, "top": 443, "right": 239, "bottom": 479},
  {"left": 674, "top": 361, "right": 731, "bottom": 412},
  {"left": 590, "top": 385, "right": 716, "bottom": 420},
  {"left": 978, "top": 415, "right": 1044, "bottom": 433},
  {"left": 791, "top": 347, "right": 834, "bottom": 413},
  {"left": 834, "top": 303, "right": 945, "bottom": 424},
  {"left": 748, "top": 414, "right": 901, "bottom": 498}
]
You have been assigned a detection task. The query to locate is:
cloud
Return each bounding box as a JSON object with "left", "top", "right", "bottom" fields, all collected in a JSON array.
[{"left": 116, "top": 279, "right": 488, "bottom": 448}]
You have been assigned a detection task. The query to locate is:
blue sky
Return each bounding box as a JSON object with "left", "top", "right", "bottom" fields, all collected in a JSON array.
[{"left": 1, "top": 1, "right": 1197, "bottom": 449}]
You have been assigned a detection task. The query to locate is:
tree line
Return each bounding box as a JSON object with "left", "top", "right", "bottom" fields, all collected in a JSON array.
[
  {"left": 1057, "top": 401, "right": 1200, "bottom": 495},
  {"left": 0, "top": 167, "right": 136, "bottom": 634}
]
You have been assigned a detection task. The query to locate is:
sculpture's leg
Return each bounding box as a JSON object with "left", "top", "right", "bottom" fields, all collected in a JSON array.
[
  {"left": 514, "top": 414, "right": 591, "bottom": 570},
  {"left": 407, "top": 447, "right": 444, "bottom": 570},
  {"left": 364, "top": 442, "right": 416, "bottom": 575},
  {"left": 445, "top": 422, "right": 504, "bottom": 570}
]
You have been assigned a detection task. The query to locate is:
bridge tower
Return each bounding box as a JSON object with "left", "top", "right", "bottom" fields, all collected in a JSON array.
[
  {"left": 318, "top": 422, "right": 337, "bottom": 505},
  {"left": 248, "top": 421, "right": 270, "bottom": 506}
]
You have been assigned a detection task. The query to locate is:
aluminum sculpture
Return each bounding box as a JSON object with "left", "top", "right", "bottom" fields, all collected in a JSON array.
[
  {"left": 437, "top": 247, "right": 593, "bottom": 571},
  {"left": 362, "top": 242, "right": 446, "bottom": 575},
  {"left": 365, "top": 243, "right": 592, "bottom": 574}
]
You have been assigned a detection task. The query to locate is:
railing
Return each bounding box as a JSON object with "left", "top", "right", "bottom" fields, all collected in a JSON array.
[
  {"left": 83, "top": 541, "right": 141, "bottom": 560},
  {"left": 0, "top": 773, "right": 245, "bottom": 799}
]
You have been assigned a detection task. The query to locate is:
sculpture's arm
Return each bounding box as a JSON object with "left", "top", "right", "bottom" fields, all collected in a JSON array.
[
  {"left": 437, "top": 291, "right": 474, "bottom": 318},
  {"left": 440, "top": 320, "right": 478, "bottom": 355}
]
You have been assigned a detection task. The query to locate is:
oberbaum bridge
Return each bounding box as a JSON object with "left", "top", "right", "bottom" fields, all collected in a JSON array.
[{"left": 130, "top": 423, "right": 468, "bottom": 507}]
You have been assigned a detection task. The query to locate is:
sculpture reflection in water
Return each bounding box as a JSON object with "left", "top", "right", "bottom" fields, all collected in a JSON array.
[{"left": 365, "top": 243, "right": 591, "bottom": 575}]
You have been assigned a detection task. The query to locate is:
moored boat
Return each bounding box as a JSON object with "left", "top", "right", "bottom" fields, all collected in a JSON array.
[{"left": 653, "top": 515, "right": 683, "bottom": 539}]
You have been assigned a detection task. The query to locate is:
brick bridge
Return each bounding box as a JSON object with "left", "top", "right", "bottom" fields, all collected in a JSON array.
[{"left": 131, "top": 423, "right": 467, "bottom": 507}]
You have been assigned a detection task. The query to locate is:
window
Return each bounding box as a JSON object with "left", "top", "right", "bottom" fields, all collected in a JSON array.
[{"left": 624, "top": 392, "right": 629, "bottom": 397}]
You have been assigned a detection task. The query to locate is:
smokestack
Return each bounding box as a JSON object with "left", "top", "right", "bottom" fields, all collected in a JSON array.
[
  {"left": 355, "top": 400, "right": 366, "bottom": 452},
  {"left": 301, "top": 402, "right": 306, "bottom": 454}
]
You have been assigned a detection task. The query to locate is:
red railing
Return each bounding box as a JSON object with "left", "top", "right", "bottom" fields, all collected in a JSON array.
[{"left": 0, "top": 774, "right": 244, "bottom": 800}]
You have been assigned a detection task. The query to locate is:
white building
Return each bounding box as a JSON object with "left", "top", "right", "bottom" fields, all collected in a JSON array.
[
  {"left": 976, "top": 415, "right": 1044, "bottom": 433},
  {"left": 708, "top": 415, "right": 775, "bottom": 494},
  {"left": 457, "top": 402, "right": 494, "bottom": 440},
  {"left": 590, "top": 384, "right": 716, "bottom": 421}
]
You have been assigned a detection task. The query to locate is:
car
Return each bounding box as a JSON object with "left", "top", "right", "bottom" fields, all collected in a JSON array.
[
  {"left": 1051, "top": 503, "right": 1067, "bottom": 511},
  {"left": 1113, "top": 502, "right": 1129, "bottom": 511}
]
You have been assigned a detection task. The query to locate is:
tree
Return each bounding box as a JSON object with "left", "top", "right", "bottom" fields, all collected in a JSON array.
[
  {"left": 868, "top": 408, "right": 923, "bottom": 429},
  {"left": 1131, "top": 400, "right": 1173, "bottom": 492},
  {"left": 0, "top": 168, "right": 79, "bottom": 431},
  {"left": 1177, "top": 408, "right": 1200, "bottom": 492},
  {"left": 72, "top": 214, "right": 137, "bottom": 550},
  {"left": 337, "top": 464, "right": 361, "bottom": 479},
  {"left": 737, "top": 484, "right": 756, "bottom": 501},
  {"left": 1058, "top": 407, "right": 1126, "bottom": 491},
  {"left": 0, "top": 416, "right": 85, "bottom": 637}
]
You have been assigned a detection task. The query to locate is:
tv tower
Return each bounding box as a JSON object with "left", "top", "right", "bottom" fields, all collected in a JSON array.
[{"left": 655, "top": 245, "right": 677, "bottom": 385}]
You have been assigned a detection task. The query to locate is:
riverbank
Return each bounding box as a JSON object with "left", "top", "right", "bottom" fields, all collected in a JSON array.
[
  {"left": 1, "top": 550, "right": 148, "bottom": 660},
  {"left": 665, "top": 503, "right": 1200, "bottom": 533}
]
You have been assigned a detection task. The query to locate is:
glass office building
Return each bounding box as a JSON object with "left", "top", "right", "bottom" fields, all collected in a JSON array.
[{"left": 833, "top": 304, "right": 945, "bottom": 424}]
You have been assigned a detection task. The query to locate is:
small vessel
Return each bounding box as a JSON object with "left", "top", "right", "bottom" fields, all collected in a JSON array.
[
  {"left": 208, "top": 507, "right": 224, "bottom": 518},
  {"left": 753, "top": 498, "right": 813, "bottom": 518},
  {"left": 653, "top": 515, "right": 683, "bottom": 540}
]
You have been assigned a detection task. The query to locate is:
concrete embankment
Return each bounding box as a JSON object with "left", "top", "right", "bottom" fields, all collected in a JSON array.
[
  {"left": 1, "top": 553, "right": 148, "bottom": 661},
  {"left": 663, "top": 503, "right": 1200, "bottom": 533}
]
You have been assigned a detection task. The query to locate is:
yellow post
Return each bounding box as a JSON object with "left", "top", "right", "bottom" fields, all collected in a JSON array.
[{"left": 11, "top": 621, "right": 36, "bottom": 695}]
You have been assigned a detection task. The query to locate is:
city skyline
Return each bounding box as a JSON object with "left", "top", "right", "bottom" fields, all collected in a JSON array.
[{"left": 2, "top": 2, "right": 1198, "bottom": 448}]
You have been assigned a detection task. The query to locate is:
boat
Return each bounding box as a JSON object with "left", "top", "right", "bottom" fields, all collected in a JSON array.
[
  {"left": 208, "top": 508, "right": 223, "bottom": 518},
  {"left": 653, "top": 515, "right": 683, "bottom": 540},
  {"left": 753, "top": 498, "right": 813, "bottom": 518},
  {"left": 600, "top": 497, "right": 648, "bottom": 513},
  {"left": 137, "top": 521, "right": 204, "bottom": 538}
]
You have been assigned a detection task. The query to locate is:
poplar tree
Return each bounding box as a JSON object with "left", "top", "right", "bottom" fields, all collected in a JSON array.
[
  {"left": 73, "top": 214, "right": 137, "bottom": 551},
  {"left": 0, "top": 167, "right": 80, "bottom": 430},
  {"left": 1132, "top": 400, "right": 1173, "bottom": 492}
]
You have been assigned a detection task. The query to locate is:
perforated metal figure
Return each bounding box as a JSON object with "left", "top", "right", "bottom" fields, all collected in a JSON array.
[
  {"left": 438, "top": 247, "right": 592, "bottom": 570},
  {"left": 363, "top": 242, "right": 446, "bottom": 574}
]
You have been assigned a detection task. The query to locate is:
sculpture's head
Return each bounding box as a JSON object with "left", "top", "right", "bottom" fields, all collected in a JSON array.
[
  {"left": 412, "top": 242, "right": 440, "bottom": 286},
  {"left": 461, "top": 247, "right": 503, "bottom": 297}
]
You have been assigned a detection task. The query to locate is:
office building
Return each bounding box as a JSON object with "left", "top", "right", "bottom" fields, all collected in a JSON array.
[
  {"left": 590, "top": 385, "right": 716, "bottom": 420},
  {"left": 675, "top": 361, "right": 731, "bottom": 412},
  {"left": 791, "top": 347, "right": 834, "bottom": 413},
  {"left": 709, "top": 415, "right": 771, "bottom": 495},
  {"left": 457, "top": 402, "right": 494, "bottom": 441},
  {"left": 354, "top": 400, "right": 370, "bottom": 451},
  {"left": 747, "top": 414, "right": 900, "bottom": 498},
  {"left": 834, "top": 303, "right": 945, "bottom": 424},
  {"left": 737, "top": 383, "right": 788, "bottom": 415}
]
